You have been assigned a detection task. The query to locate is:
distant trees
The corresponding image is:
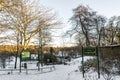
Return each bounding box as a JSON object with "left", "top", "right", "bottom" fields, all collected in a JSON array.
[{"left": 106, "top": 16, "right": 120, "bottom": 44}]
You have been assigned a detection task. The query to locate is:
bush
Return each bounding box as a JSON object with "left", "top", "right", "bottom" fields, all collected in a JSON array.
[
  {"left": 43, "top": 53, "right": 57, "bottom": 65},
  {"left": 80, "top": 58, "right": 97, "bottom": 72},
  {"left": 79, "top": 58, "right": 120, "bottom": 80},
  {"left": 0, "top": 52, "right": 9, "bottom": 68}
]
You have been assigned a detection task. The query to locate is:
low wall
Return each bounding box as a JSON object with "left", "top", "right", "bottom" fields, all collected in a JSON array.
[{"left": 99, "top": 45, "right": 120, "bottom": 60}]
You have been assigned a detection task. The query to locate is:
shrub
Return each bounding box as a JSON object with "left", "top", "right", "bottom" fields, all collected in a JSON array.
[
  {"left": 0, "top": 52, "right": 9, "bottom": 68},
  {"left": 80, "top": 58, "right": 97, "bottom": 72},
  {"left": 79, "top": 58, "right": 120, "bottom": 80},
  {"left": 43, "top": 53, "right": 57, "bottom": 65}
]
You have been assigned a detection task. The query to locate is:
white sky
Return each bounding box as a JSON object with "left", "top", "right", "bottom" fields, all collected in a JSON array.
[{"left": 39, "top": 0, "right": 120, "bottom": 47}]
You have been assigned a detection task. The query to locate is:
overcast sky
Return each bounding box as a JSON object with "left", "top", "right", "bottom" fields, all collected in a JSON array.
[{"left": 39, "top": 0, "right": 120, "bottom": 46}]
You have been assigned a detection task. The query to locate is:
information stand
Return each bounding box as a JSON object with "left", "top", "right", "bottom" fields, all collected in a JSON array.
[{"left": 82, "top": 46, "right": 100, "bottom": 78}]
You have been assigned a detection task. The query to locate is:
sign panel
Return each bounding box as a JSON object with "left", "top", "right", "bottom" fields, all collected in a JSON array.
[
  {"left": 21, "top": 51, "right": 30, "bottom": 61},
  {"left": 83, "top": 47, "right": 96, "bottom": 56}
]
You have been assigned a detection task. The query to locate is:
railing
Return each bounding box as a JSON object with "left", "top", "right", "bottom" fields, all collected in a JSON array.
[{"left": 0, "top": 65, "right": 55, "bottom": 75}]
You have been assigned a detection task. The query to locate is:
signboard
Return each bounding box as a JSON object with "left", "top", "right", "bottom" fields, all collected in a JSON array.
[
  {"left": 82, "top": 46, "right": 100, "bottom": 78},
  {"left": 83, "top": 47, "right": 96, "bottom": 56},
  {"left": 21, "top": 51, "right": 30, "bottom": 61}
]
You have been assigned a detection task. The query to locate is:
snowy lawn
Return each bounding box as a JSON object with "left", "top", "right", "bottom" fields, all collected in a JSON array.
[{"left": 0, "top": 56, "right": 119, "bottom": 80}]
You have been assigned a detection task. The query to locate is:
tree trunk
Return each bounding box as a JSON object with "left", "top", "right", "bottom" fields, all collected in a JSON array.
[
  {"left": 14, "top": 53, "right": 17, "bottom": 69},
  {"left": 2, "top": 59, "right": 6, "bottom": 68},
  {"left": 14, "top": 33, "right": 19, "bottom": 69}
]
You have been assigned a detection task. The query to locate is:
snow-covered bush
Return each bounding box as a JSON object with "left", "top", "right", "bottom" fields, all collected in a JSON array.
[
  {"left": 80, "top": 58, "right": 97, "bottom": 72},
  {"left": 79, "top": 58, "right": 119, "bottom": 80},
  {"left": 101, "top": 59, "right": 118, "bottom": 80}
]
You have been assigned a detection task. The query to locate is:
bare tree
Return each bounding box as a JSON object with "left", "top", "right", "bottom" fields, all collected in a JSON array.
[
  {"left": 0, "top": 0, "right": 60, "bottom": 68},
  {"left": 1, "top": 0, "right": 59, "bottom": 50},
  {"left": 69, "top": 5, "right": 106, "bottom": 46},
  {"left": 106, "top": 16, "right": 120, "bottom": 45},
  {"left": 94, "top": 15, "right": 106, "bottom": 46}
]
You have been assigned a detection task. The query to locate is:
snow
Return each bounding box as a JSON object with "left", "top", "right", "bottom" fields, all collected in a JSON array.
[{"left": 0, "top": 56, "right": 119, "bottom": 80}]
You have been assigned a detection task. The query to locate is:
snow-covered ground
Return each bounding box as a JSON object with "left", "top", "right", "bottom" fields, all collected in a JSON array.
[{"left": 0, "top": 56, "right": 119, "bottom": 80}]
